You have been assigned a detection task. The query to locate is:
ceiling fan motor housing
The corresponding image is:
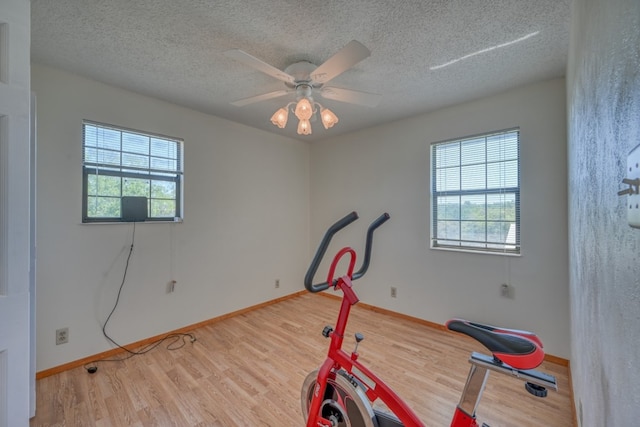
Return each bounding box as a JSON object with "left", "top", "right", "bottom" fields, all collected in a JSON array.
[
  {"left": 284, "top": 61, "right": 320, "bottom": 89},
  {"left": 295, "top": 83, "right": 314, "bottom": 102}
]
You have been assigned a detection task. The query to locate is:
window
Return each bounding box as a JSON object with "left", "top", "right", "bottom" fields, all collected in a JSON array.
[
  {"left": 431, "top": 129, "right": 520, "bottom": 254},
  {"left": 82, "top": 121, "right": 183, "bottom": 223}
]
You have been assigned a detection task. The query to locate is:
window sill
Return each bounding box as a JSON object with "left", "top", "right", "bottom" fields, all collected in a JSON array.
[
  {"left": 81, "top": 218, "right": 183, "bottom": 225},
  {"left": 430, "top": 246, "right": 521, "bottom": 257}
]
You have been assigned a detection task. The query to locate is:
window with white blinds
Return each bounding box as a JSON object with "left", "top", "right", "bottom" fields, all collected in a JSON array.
[
  {"left": 82, "top": 121, "right": 184, "bottom": 222},
  {"left": 431, "top": 129, "right": 520, "bottom": 254}
]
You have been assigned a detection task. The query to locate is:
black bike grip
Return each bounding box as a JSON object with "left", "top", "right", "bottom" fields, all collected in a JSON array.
[
  {"left": 352, "top": 213, "right": 390, "bottom": 281},
  {"left": 304, "top": 211, "right": 359, "bottom": 293}
]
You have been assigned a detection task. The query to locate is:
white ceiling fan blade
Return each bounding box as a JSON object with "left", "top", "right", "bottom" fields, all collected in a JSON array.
[
  {"left": 225, "top": 49, "right": 296, "bottom": 85},
  {"left": 231, "top": 90, "right": 290, "bottom": 107},
  {"left": 320, "top": 86, "right": 381, "bottom": 107},
  {"left": 310, "top": 40, "right": 371, "bottom": 84}
]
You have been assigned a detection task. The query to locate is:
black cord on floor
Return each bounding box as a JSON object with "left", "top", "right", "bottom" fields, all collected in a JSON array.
[{"left": 84, "top": 222, "right": 196, "bottom": 374}]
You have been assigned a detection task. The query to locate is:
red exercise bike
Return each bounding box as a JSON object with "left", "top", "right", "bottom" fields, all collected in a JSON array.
[{"left": 302, "top": 212, "right": 557, "bottom": 427}]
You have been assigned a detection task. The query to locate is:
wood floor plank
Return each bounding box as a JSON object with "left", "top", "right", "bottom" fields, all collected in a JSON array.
[{"left": 30, "top": 293, "right": 574, "bottom": 426}]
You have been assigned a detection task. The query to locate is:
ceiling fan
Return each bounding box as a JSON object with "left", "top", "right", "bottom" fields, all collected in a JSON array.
[{"left": 224, "top": 40, "right": 381, "bottom": 135}]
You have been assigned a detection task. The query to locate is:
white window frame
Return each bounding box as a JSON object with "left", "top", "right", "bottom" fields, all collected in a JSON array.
[
  {"left": 430, "top": 128, "right": 520, "bottom": 255},
  {"left": 82, "top": 120, "right": 184, "bottom": 223}
]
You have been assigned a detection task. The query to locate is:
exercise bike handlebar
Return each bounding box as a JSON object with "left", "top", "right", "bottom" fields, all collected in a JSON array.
[{"left": 304, "top": 211, "right": 390, "bottom": 293}]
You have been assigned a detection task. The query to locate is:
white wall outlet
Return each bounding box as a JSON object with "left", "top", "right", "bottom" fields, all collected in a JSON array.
[
  {"left": 390, "top": 286, "right": 397, "bottom": 298},
  {"left": 56, "top": 327, "right": 69, "bottom": 345},
  {"left": 167, "top": 280, "right": 176, "bottom": 293},
  {"left": 500, "top": 283, "right": 509, "bottom": 297},
  {"left": 275, "top": 279, "right": 280, "bottom": 289},
  {"left": 500, "top": 283, "right": 514, "bottom": 299}
]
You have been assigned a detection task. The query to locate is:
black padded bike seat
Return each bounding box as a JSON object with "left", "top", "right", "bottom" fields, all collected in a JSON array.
[{"left": 446, "top": 318, "right": 545, "bottom": 370}]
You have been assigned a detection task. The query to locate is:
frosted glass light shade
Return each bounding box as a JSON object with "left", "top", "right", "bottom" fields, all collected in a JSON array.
[
  {"left": 270, "top": 107, "right": 289, "bottom": 128},
  {"left": 294, "top": 98, "right": 313, "bottom": 120},
  {"left": 297, "top": 119, "right": 312, "bottom": 135},
  {"left": 320, "top": 108, "right": 339, "bottom": 129}
]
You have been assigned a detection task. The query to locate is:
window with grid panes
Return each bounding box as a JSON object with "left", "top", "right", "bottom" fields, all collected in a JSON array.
[
  {"left": 431, "top": 129, "right": 520, "bottom": 254},
  {"left": 82, "top": 121, "right": 183, "bottom": 222}
]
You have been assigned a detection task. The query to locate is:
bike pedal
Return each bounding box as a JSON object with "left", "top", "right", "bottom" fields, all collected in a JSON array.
[{"left": 481, "top": 423, "right": 490, "bottom": 427}]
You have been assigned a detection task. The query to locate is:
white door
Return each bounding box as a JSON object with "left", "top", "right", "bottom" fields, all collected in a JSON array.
[{"left": 0, "top": 0, "right": 33, "bottom": 426}]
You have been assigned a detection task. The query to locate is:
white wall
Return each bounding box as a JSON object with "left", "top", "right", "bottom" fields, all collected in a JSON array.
[
  {"left": 32, "top": 64, "right": 310, "bottom": 372},
  {"left": 567, "top": 0, "right": 640, "bottom": 425},
  {"left": 311, "top": 78, "right": 570, "bottom": 358},
  {"left": 32, "top": 62, "right": 570, "bottom": 372}
]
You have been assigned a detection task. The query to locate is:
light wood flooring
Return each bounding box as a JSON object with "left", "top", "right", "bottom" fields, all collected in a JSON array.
[{"left": 30, "top": 293, "right": 574, "bottom": 426}]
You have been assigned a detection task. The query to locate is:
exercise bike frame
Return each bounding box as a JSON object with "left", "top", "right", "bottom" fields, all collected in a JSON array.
[
  {"left": 304, "top": 212, "right": 555, "bottom": 427},
  {"left": 303, "top": 211, "right": 427, "bottom": 427},
  {"left": 305, "top": 268, "right": 426, "bottom": 427}
]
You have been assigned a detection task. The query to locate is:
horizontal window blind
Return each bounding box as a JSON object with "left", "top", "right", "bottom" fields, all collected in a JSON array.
[
  {"left": 431, "top": 129, "right": 520, "bottom": 254},
  {"left": 82, "top": 121, "right": 184, "bottom": 222}
]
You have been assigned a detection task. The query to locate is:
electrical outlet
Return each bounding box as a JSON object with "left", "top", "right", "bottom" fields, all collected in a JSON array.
[
  {"left": 500, "top": 283, "right": 514, "bottom": 298},
  {"left": 390, "top": 286, "right": 397, "bottom": 298},
  {"left": 56, "top": 328, "right": 69, "bottom": 345},
  {"left": 167, "top": 280, "right": 176, "bottom": 293},
  {"left": 275, "top": 279, "right": 280, "bottom": 289}
]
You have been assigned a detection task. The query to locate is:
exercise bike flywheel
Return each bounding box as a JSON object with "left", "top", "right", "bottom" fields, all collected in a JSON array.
[{"left": 301, "top": 369, "right": 377, "bottom": 427}]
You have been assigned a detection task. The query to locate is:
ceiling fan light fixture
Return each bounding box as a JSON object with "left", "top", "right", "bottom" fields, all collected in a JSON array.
[
  {"left": 227, "top": 40, "right": 379, "bottom": 137},
  {"left": 320, "top": 107, "right": 339, "bottom": 129},
  {"left": 294, "top": 97, "right": 313, "bottom": 121},
  {"left": 270, "top": 107, "right": 289, "bottom": 128},
  {"left": 297, "top": 118, "right": 312, "bottom": 135}
]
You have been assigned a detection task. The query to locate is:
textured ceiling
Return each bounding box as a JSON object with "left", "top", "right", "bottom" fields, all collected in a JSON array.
[{"left": 30, "top": 0, "right": 571, "bottom": 142}]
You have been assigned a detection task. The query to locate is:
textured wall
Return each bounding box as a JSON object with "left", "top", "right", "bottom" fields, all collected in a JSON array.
[{"left": 567, "top": 0, "right": 640, "bottom": 425}]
